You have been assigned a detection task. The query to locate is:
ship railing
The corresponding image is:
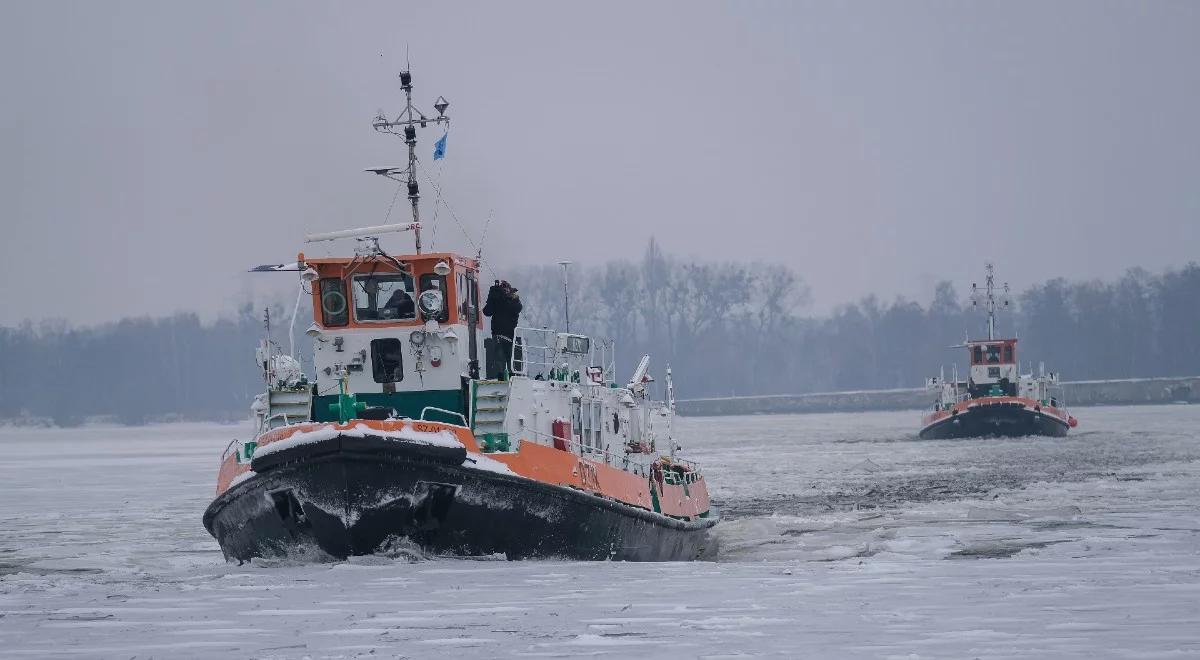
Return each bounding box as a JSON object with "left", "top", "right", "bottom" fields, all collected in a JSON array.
[
  {"left": 419, "top": 406, "right": 470, "bottom": 428},
  {"left": 659, "top": 463, "right": 704, "bottom": 486},
  {"left": 509, "top": 326, "right": 617, "bottom": 385},
  {"left": 936, "top": 388, "right": 970, "bottom": 410},
  {"left": 507, "top": 327, "right": 553, "bottom": 379},
  {"left": 517, "top": 426, "right": 704, "bottom": 479},
  {"left": 650, "top": 463, "right": 703, "bottom": 483},
  {"left": 591, "top": 337, "right": 618, "bottom": 386},
  {"left": 661, "top": 455, "right": 703, "bottom": 477},
  {"left": 516, "top": 426, "right": 654, "bottom": 478},
  {"left": 1044, "top": 384, "right": 1068, "bottom": 410},
  {"left": 265, "top": 412, "right": 297, "bottom": 429}
]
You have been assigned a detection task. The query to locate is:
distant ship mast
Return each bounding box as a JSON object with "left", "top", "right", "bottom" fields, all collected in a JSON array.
[
  {"left": 371, "top": 69, "right": 450, "bottom": 254},
  {"left": 970, "top": 263, "right": 1011, "bottom": 340}
]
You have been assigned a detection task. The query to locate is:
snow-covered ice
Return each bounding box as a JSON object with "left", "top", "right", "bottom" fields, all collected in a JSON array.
[{"left": 2, "top": 405, "right": 1199, "bottom": 658}]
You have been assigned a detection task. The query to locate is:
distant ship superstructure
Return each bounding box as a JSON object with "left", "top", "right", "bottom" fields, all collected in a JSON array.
[{"left": 920, "top": 264, "right": 1078, "bottom": 439}]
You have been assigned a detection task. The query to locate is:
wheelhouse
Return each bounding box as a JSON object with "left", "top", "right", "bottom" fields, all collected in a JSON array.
[
  {"left": 968, "top": 339, "right": 1017, "bottom": 367},
  {"left": 296, "top": 250, "right": 484, "bottom": 424},
  {"left": 966, "top": 338, "right": 1019, "bottom": 397},
  {"left": 304, "top": 252, "right": 482, "bottom": 331}
]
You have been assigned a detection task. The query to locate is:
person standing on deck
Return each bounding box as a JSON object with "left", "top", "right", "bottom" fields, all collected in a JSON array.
[{"left": 483, "top": 280, "right": 522, "bottom": 377}]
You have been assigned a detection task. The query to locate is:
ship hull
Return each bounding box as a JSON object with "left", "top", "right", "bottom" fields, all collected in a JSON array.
[
  {"left": 919, "top": 401, "right": 1070, "bottom": 440},
  {"left": 203, "top": 434, "right": 717, "bottom": 562}
]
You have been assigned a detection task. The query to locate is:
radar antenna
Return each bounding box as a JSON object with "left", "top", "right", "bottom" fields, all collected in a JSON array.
[
  {"left": 969, "top": 262, "right": 1011, "bottom": 340},
  {"left": 371, "top": 69, "right": 450, "bottom": 254}
]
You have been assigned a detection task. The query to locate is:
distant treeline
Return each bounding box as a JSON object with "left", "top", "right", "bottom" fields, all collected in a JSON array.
[
  {"left": 0, "top": 312, "right": 276, "bottom": 426},
  {"left": 511, "top": 240, "right": 1200, "bottom": 396},
  {"left": 2, "top": 241, "right": 1197, "bottom": 425}
]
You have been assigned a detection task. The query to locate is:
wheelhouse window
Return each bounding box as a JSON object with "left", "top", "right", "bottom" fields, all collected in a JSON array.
[
  {"left": 560, "top": 334, "right": 590, "bottom": 355},
  {"left": 457, "top": 272, "right": 478, "bottom": 322},
  {"left": 353, "top": 273, "right": 415, "bottom": 322},
  {"left": 418, "top": 273, "right": 449, "bottom": 322},
  {"left": 985, "top": 344, "right": 1002, "bottom": 364},
  {"left": 371, "top": 338, "right": 404, "bottom": 383},
  {"left": 1003, "top": 344, "right": 1014, "bottom": 363},
  {"left": 972, "top": 346, "right": 983, "bottom": 364},
  {"left": 319, "top": 278, "right": 349, "bottom": 327}
]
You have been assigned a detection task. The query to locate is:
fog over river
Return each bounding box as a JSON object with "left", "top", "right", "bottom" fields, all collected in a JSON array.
[{"left": 2, "top": 405, "right": 1199, "bottom": 658}]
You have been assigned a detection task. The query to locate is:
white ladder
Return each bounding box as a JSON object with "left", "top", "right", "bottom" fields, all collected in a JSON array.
[{"left": 472, "top": 380, "right": 510, "bottom": 437}]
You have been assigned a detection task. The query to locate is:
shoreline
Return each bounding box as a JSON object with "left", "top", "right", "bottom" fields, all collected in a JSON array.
[{"left": 678, "top": 376, "right": 1199, "bottom": 417}]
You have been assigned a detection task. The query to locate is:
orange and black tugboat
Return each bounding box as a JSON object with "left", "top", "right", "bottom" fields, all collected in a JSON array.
[
  {"left": 202, "top": 70, "right": 716, "bottom": 562},
  {"left": 919, "top": 264, "right": 1078, "bottom": 440}
]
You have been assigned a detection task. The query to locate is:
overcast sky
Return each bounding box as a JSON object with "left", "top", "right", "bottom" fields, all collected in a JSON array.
[{"left": 2, "top": 1, "right": 1197, "bottom": 326}]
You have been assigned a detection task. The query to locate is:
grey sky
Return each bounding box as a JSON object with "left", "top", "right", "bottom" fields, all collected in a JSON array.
[{"left": 2, "top": 1, "right": 1197, "bottom": 326}]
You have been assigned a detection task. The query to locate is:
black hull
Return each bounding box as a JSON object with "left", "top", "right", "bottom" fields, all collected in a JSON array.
[
  {"left": 203, "top": 435, "right": 717, "bottom": 562},
  {"left": 919, "top": 403, "right": 1070, "bottom": 440}
]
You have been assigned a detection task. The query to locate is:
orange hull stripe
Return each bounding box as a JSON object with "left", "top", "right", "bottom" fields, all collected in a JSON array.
[
  {"left": 922, "top": 396, "right": 1070, "bottom": 426},
  {"left": 216, "top": 419, "right": 711, "bottom": 520}
]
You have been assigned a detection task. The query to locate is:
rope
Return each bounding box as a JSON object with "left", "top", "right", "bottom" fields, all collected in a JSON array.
[
  {"left": 382, "top": 180, "right": 404, "bottom": 224},
  {"left": 416, "top": 158, "right": 478, "bottom": 253},
  {"left": 479, "top": 209, "right": 495, "bottom": 249},
  {"left": 427, "top": 159, "right": 445, "bottom": 250},
  {"left": 414, "top": 159, "right": 502, "bottom": 283}
]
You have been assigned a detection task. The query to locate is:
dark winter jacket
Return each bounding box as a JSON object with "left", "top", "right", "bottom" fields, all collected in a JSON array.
[{"left": 483, "top": 283, "right": 522, "bottom": 339}]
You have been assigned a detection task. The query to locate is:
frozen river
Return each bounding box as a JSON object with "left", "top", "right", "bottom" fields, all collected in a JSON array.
[{"left": 2, "top": 405, "right": 1199, "bottom": 658}]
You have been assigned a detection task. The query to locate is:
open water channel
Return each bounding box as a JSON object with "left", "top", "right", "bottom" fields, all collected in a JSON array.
[{"left": 2, "top": 405, "right": 1198, "bottom": 658}]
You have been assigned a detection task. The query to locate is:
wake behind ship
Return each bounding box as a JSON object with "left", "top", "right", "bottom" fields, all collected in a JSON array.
[{"left": 202, "top": 70, "right": 716, "bottom": 562}]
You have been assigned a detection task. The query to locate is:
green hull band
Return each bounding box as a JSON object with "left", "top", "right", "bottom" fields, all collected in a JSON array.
[{"left": 312, "top": 390, "right": 464, "bottom": 423}]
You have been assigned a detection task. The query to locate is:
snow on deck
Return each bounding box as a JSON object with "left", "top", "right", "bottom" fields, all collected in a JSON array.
[
  {"left": 252, "top": 422, "right": 463, "bottom": 459},
  {"left": 462, "top": 452, "right": 516, "bottom": 475},
  {"left": 1, "top": 406, "right": 1199, "bottom": 658}
]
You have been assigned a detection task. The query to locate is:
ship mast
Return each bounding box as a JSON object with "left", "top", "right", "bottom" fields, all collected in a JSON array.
[
  {"left": 970, "top": 262, "right": 1011, "bottom": 340},
  {"left": 371, "top": 69, "right": 450, "bottom": 254}
]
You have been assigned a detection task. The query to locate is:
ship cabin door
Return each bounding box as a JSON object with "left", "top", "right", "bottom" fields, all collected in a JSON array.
[{"left": 573, "top": 399, "right": 604, "bottom": 457}]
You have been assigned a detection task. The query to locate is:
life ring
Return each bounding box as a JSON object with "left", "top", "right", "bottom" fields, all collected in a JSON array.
[{"left": 322, "top": 290, "right": 347, "bottom": 316}]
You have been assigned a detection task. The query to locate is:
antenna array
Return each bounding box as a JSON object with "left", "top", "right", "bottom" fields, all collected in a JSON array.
[
  {"left": 969, "top": 263, "right": 1011, "bottom": 340},
  {"left": 370, "top": 70, "right": 450, "bottom": 254}
]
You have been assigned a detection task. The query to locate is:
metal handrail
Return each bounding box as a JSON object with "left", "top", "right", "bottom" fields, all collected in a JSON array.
[
  {"left": 519, "top": 425, "right": 599, "bottom": 456},
  {"left": 660, "top": 467, "right": 694, "bottom": 485},
  {"left": 419, "top": 406, "right": 470, "bottom": 428},
  {"left": 508, "top": 327, "right": 558, "bottom": 378},
  {"left": 660, "top": 455, "right": 702, "bottom": 474},
  {"left": 513, "top": 425, "right": 703, "bottom": 479},
  {"left": 1044, "top": 384, "right": 1069, "bottom": 411},
  {"left": 517, "top": 426, "right": 654, "bottom": 477},
  {"left": 507, "top": 326, "right": 617, "bottom": 384},
  {"left": 266, "top": 412, "right": 294, "bottom": 429}
]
